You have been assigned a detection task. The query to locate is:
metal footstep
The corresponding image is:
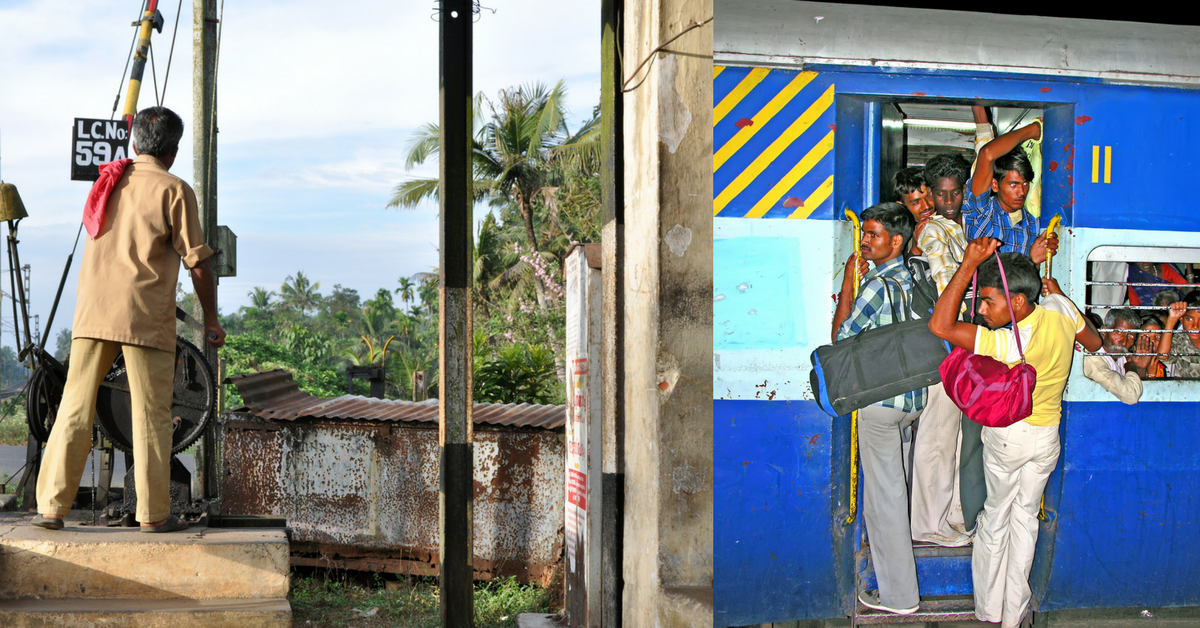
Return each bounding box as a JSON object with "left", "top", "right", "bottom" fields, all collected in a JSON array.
[{"left": 854, "top": 596, "right": 978, "bottom": 625}]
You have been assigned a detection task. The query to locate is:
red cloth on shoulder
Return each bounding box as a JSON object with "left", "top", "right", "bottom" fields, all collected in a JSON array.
[{"left": 82, "top": 158, "right": 133, "bottom": 238}]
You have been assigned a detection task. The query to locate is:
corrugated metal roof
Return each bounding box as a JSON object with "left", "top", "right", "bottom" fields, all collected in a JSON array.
[{"left": 226, "top": 369, "right": 565, "bottom": 429}]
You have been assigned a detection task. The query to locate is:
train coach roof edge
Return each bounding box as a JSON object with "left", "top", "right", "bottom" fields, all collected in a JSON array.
[{"left": 716, "top": 0, "right": 1200, "bottom": 87}]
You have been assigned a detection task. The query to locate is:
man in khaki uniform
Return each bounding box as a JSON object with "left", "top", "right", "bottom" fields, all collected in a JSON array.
[{"left": 33, "top": 107, "right": 224, "bottom": 532}]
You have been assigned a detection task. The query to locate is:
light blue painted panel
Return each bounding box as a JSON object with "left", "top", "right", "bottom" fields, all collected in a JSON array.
[
  {"left": 714, "top": 218, "right": 854, "bottom": 401},
  {"left": 714, "top": 237, "right": 807, "bottom": 350}
]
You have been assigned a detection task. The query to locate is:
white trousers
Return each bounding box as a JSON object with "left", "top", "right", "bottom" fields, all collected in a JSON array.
[
  {"left": 910, "top": 382, "right": 970, "bottom": 545},
  {"left": 972, "top": 420, "right": 1061, "bottom": 628}
]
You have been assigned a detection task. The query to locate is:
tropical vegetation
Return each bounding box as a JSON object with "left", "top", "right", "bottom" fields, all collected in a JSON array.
[{"left": 215, "top": 80, "right": 601, "bottom": 407}]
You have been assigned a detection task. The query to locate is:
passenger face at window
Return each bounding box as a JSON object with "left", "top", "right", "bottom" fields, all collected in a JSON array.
[
  {"left": 991, "top": 170, "right": 1030, "bottom": 214},
  {"left": 1183, "top": 309, "right": 1200, "bottom": 335},
  {"left": 930, "top": 178, "right": 964, "bottom": 222},
  {"left": 977, "top": 286, "right": 1016, "bottom": 328},
  {"left": 859, "top": 219, "right": 904, "bottom": 264},
  {"left": 973, "top": 252, "right": 1040, "bottom": 329},
  {"left": 923, "top": 153, "right": 970, "bottom": 223},
  {"left": 892, "top": 167, "right": 933, "bottom": 222},
  {"left": 901, "top": 185, "right": 934, "bottom": 222},
  {"left": 1103, "top": 319, "right": 1138, "bottom": 354}
]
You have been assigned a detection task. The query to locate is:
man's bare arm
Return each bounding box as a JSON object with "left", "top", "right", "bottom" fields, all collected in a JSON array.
[
  {"left": 969, "top": 121, "right": 1042, "bottom": 198},
  {"left": 189, "top": 258, "right": 226, "bottom": 348}
]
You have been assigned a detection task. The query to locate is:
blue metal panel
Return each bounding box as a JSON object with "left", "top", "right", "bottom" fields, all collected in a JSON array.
[
  {"left": 714, "top": 399, "right": 853, "bottom": 625},
  {"left": 1037, "top": 401, "right": 1200, "bottom": 610},
  {"left": 859, "top": 546, "right": 973, "bottom": 597},
  {"left": 1042, "top": 104, "right": 1076, "bottom": 226}
]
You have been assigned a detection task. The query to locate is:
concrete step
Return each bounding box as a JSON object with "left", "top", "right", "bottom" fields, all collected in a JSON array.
[
  {"left": 0, "top": 519, "right": 290, "bottom": 600},
  {"left": 855, "top": 596, "right": 978, "bottom": 625},
  {"left": 0, "top": 598, "right": 291, "bottom": 628}
]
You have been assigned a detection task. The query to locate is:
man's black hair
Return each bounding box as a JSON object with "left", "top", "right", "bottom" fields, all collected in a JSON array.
[
  {"left": 992, "top": 147, "right": 1035, "bottom": 185},
  {"left": 860, "top": 201, "right": 916, "bottom": 253},
  {"left": 1186, "top": 289, "right": 1200, "bottom": 308},
  {"left": 923, "top": 153, "right": 971, "bottom": 189},
  {"left": 132, "top": 106, "right": 184, "bottom": 158},
  {"left": 892, "top": 167, "right": 927, "bottom": 199},
  {"left": 1141, "top": 312, "right": 1167, "bottom": 328},
  {"left": 976, "top": 252, "right": 1041, "bottom": 306}
]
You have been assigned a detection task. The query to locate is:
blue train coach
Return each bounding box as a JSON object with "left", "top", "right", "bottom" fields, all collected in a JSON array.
[{"left": 714, "top": 2, "right": 1200, "bottom": 625}]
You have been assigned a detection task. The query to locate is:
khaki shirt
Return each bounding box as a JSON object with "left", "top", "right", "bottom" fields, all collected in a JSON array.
[{"left": 72, "top": 154, "right": 213, "bottom": 353}]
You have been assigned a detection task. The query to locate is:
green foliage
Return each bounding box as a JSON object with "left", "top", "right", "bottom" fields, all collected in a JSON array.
[
  {"left": 475, "top": 343, "right": 561, "bottom": 405},
  {"left": 220, "top": 333, "right": 345, "bottom": 406},
  {"left": 289, "top": 572, "right": 550, "bottom": 628},
  {"left": 54, "top": 328, "right": 73, "bottom": 361},
  {"left": 0, "top": 346, "right": 30, "bottom": 388}
]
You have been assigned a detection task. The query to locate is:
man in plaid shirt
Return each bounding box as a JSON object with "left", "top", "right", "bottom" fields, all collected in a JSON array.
[
  {"left": 963, "top": 119, "right": 1055, "bottom": 263},
  {"left": 831, "top": 202, "right": 926, "bottom": 615}
]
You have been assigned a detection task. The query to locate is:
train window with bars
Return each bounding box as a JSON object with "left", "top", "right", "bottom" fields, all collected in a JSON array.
[{"left": 1086, "top": 246, "right": 1200, "bottom": 381}]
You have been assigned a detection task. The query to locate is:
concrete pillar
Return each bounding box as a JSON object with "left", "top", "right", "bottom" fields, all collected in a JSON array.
[{"left": 621, "top": 0, "right": 713, "bottom": 624}]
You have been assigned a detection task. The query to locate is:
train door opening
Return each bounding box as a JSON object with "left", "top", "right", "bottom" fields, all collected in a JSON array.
[{"left": 851, "top": 101, "right": 1057, "bottom": 617}]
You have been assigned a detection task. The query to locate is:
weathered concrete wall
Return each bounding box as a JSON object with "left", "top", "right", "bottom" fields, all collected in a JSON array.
[
  {"left": 221, "top": 415, "right": 565, "bottom": 584},
  {"left": 622, "top": 0, "right": 713, "bottom": 624}
]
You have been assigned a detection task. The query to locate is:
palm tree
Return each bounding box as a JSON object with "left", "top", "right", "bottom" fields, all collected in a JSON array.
[
  {"left": 280, "top": 271, "right": 321, "bottom": 315},
  {"left": 388, "top": 81, "right": 597, "bottom": 307},
  {"left": 395, "top": 277, "right": 416, "bottom": 311},
  {"left": 248, "top": 287, "right": 275, "bottom": 309}
]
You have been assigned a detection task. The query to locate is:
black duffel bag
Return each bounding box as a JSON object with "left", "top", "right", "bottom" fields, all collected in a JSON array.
[{"left": 810, "top": 276, "right": 949, "bottom": 417}]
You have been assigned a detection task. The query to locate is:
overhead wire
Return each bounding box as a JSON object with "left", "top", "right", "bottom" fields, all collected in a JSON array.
[
  {"left": 159, "top": 0, "right": 185, "bottom": 104},
  {"left": 622, "top": 16, "right": 713, "bottom": 93}
]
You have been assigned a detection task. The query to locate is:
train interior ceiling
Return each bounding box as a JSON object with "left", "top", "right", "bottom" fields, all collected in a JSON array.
[{"left": 896, "top": 103, "right": 1041, "bottom": 167}]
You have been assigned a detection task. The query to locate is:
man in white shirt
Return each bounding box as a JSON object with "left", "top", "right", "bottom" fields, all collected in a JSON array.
[{"left": 1081, "top": 308, "right": 1143, "bottom": 404}]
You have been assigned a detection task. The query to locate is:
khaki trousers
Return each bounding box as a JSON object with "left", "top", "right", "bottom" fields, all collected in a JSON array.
[
  {"left": 972, "top": 420, "right": 1060, "bottom": 628},
  {"left": 37, "top": 338, "right": 175, "bottom": 523},
  {"left": 910, "top": 382, "right": 971, "bottom": 545}
]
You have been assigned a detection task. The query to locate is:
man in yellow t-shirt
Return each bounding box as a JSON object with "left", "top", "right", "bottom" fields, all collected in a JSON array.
[{"left": 928, "top": 239, "right": 1099, "bottom": 628}]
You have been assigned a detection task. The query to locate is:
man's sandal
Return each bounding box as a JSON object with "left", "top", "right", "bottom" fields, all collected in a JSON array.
[
  {"left": 31, "top": 515, "right": 64, "bottom": 530},
  {"left": 140, "top": 515, "right": 189, "bottom": 533}
]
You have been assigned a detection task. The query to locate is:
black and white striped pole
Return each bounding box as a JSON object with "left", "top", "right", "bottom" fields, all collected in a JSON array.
[{"left": 438, "top": 0, "right": 474, "bottom": 626}]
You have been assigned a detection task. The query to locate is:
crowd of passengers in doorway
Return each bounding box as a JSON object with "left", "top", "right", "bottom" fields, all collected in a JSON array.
[{"left": 827, "top": 107, "right": 1200, "bottom": 627}]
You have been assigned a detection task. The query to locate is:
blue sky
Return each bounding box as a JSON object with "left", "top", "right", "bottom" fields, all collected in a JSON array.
[{"left": 0, "top": 0, "right": 600, "bottom": 348}]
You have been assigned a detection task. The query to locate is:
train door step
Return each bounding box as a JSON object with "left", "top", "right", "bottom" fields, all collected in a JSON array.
[
  {"left": 859, "top": 542, "right": 974, "bottom": 597},
  {"left": 854, "top": 595, "right": 977, "bottom": 625}
]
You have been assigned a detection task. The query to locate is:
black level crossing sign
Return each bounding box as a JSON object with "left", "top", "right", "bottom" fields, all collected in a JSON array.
[{"left": 71, "top": 118, "right": 131, "bottom": 182}]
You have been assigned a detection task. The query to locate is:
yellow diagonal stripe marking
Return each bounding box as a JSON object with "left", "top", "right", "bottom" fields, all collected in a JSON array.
[
  {"left": 742, "top": 132, "right": 835, "bottom": 218},
  {"left": 714, "top": 65, "right": 724, "bottom": 79},
  {"left": 713, "top": 87, "right": 835, "bottom": 215},
  {"left": 1104, "top": 145, "right": 1112, "bottom": 183},
  {"left": 714, "top": 72, "right": 819, "bottom": 172},
  {"left": 714, "top": 68, "right": 769, "bottom": 125},
  {"left": 788, "top": 175, "right": 834, "bottom": 219},
  {"left": 1092, "top": 145, "right": 1100, "bottom": 183}
]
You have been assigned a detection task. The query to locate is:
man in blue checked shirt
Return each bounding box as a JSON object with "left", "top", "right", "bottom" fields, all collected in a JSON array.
[
  {"left": 831, "top": 201, "right": 927, "bottom": 616},
  {"left": 965, "top": 119, "right": 1056, "bottom": 265}
]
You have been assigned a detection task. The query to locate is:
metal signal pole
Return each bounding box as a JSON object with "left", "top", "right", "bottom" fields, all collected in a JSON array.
[
  {"left": 438, "top": 0, "right": 474, "bottom": 625},
  {"left": 122, "top": 0, "right": 162, "bottom": 127}
]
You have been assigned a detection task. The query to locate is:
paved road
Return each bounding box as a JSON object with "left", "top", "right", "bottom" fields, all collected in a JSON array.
[{"left": 0, "top": 444, "right": 194, "bottom": 488}]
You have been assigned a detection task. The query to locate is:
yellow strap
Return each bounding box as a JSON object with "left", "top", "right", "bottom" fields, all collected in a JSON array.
[{"left": 844, "top": 208, "right": 861, "bottom": 525}]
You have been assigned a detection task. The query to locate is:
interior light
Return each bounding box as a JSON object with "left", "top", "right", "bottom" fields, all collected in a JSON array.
[{"left": 902, "top": 118, "right": 978, "bottom": 131}]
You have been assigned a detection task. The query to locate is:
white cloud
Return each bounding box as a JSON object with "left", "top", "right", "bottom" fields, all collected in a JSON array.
[{"left": 0, "top": 0, "right": 599, "bottom": 342}]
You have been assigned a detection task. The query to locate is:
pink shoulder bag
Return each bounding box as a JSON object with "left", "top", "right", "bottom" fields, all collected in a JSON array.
[{"left": 938, "top": 253, "right": 1037, "bottom": 428}]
